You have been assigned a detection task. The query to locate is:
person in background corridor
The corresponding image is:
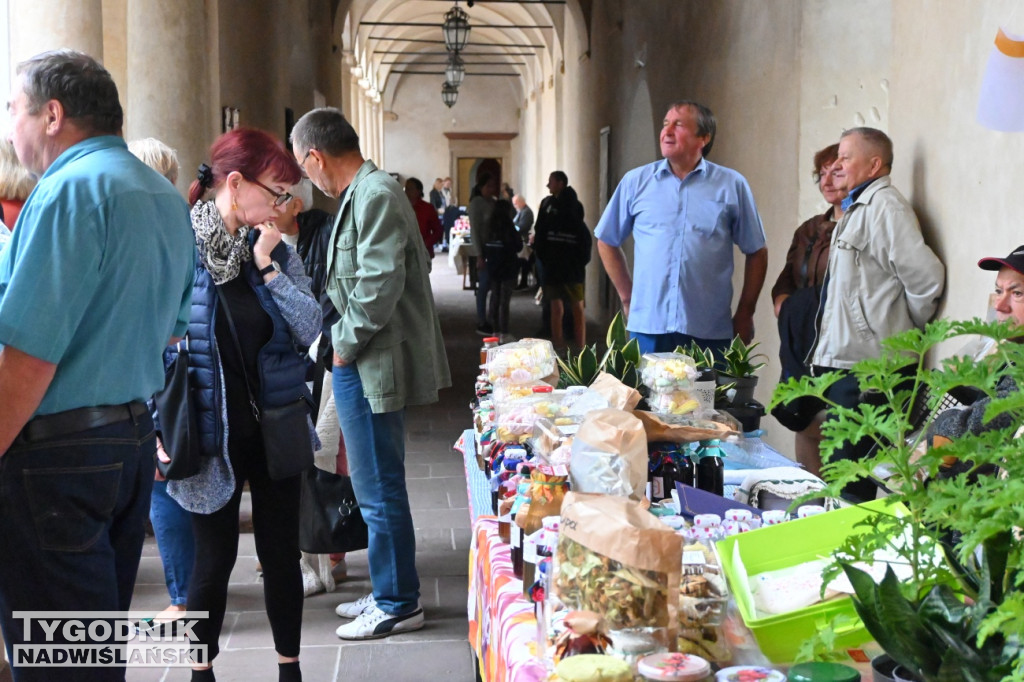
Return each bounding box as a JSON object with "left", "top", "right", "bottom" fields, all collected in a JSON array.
[
  {"left": 0, "top": 50, "right": 195, "bottom": 681},
  {"left": 512, "top": 194, "right": 535, "bottom": 290},
  {"left": 405, "top": 177, "right": 444, "bottom": 271}
]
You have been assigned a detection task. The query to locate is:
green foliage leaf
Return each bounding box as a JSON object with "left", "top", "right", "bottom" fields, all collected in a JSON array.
[{"left": 606, "top": 311, "right": 627, "bottom": 349}]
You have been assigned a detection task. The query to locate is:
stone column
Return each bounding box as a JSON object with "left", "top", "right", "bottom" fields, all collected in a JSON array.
[
  {"left": 125, "top": 0, "right": 211, "bottom": 196},
  {"left": 372, "top": 100, "right": 381, "bottom": 165},
  {"left": 8, "top": 0, "right": 103, "bottom": 66}
]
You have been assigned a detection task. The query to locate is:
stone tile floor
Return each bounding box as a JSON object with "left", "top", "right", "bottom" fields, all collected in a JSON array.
[{"left": 120, "top": 256, "right": 599, "bottom": 681}]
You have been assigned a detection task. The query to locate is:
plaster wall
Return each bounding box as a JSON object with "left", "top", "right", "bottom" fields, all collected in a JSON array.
[
  {"left": 382, "top": 71, "right": 519, "bottom": 192},
  {"left": 887, "top": 1, "right": 1024, "bottom": 332},
  {"left": 218, "top": 0, "right": 336, "bottom": 143}
]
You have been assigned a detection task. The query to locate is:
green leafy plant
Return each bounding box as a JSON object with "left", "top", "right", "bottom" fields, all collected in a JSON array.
[
  {"left": 719, "top": 335, "right": 768, "bottom": 379},
  {"left": 557, "top": 344, "right": 600, "bottom": 388},
  {"left": 676, "top": 340, "right": 716, "bottom": 372},
  {"left": 771, "top": 319, "right": 1024, "bottom": 681},
  {"left": 556, "top": 312, "right": 641, "bottom": 390}
]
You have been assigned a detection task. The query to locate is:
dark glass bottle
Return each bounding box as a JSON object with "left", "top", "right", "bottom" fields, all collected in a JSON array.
[
  {"left": 674, "top": 448, "right": 696, "bottom": 489},
  {"left": 650, "top": 455, "right": 678, "bottom": 503},
  {"left": 695, "top": 439, "right": 724, "bottom": 497}
]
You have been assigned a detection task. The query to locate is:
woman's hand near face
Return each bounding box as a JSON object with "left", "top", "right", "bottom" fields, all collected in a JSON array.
[{"left": 253, "top": 222, "right": 283, "bottom": 268}]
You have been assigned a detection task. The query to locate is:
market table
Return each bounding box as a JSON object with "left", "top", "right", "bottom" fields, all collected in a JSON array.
[
  {"left": 456, "top": 427, "right": 876, "bottom": 681},
  {"left": 467, "top": 517, "right": 549, "bottom": 682}
]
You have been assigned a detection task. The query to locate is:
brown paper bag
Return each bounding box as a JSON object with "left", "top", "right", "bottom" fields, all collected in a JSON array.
[
  {"left": 634, "top": 410, "right": 739, "bottom": 444},
  {"left": 588, "top": 372, "right": 642, "bottom": 411},
  {"left": 555, "top": 491, "right": 682, "bottom": 647},
  {"left": 569, "top": 408, "right": 647, "bottom": 500}
]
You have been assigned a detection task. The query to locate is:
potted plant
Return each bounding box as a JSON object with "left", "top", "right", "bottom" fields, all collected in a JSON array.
[
  {"left": 718, "top": 335, "right": 768, "bottom": 405},
  {"left": 772, "top": 318, "right": 1024, "bottom": 682},
  {"left": 557, "top": 312, "right": 641, "bottom": 390}
]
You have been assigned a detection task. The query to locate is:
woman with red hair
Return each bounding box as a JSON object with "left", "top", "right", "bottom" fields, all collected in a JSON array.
[{"left": 161, "top": 128, "right": 319, "bottom": 682}]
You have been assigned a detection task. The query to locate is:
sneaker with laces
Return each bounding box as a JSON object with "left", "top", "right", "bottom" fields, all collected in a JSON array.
[
  {"left": 335, "top": 605, "right": 424, "bottom": 640},
  {"left": 334, "top": 593, "right": 376, "bottom": 619}
]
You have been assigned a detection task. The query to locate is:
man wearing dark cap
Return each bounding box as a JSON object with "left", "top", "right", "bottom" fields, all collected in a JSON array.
[{"left": 978, "top": 245, "right": 1024, "bottom": 334}]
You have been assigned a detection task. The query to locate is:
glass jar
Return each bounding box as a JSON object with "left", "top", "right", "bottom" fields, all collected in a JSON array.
[
  {"left": 637, "top": 652, "right": 712, "bottom": 681},
  {"left": 480, "top": 336, "right": 500, "bottom": 366}
]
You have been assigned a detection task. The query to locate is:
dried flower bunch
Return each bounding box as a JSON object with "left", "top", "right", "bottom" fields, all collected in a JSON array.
[{"left": 555, "top": 536, "right": 670, "bottom": 630}]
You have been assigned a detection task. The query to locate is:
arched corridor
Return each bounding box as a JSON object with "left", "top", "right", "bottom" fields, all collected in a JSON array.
[{"left": 5, "top": 3, "right": 1024, "bottom": 679}]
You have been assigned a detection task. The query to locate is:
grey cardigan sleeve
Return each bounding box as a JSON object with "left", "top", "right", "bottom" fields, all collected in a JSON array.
[{"left": 265, "top": 245, "right": 321, "bottom": 347}]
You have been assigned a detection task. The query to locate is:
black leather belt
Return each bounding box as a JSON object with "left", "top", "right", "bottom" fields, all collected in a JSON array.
[{"left": 17, "top": 401, "right": 150, "bottom": 444}]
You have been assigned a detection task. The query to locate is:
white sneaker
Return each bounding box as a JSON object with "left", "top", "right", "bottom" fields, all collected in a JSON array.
[
  {"left": 334, "top": 593, "right": 376, "bottom": 619},
  {"left": 335, "top": 605, "right": 424, "bottom": 640}
]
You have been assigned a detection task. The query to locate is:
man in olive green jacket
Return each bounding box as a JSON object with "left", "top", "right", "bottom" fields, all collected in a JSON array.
[{"left": 291, "top": 108, "right": 451, "bottom": 640}]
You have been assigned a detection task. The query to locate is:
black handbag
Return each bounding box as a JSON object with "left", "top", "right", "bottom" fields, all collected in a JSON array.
[
  {"left": 153, "top": 339, "right": 202, "bottom": 480},
  {"left": 216, "top": 286, "right": 314, "bottom": 480},
  {"left": 299, "top": 466, "right": 369, "bottom": 554}
]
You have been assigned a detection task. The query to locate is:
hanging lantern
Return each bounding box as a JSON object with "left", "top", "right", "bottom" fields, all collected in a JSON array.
[
  {"left": 445, "top": 52, "right": 466, "bottom": 87},
  {"left": 442, "top": 4, "right": 471, "bottom": 52},
  {"left": 441, "top": 81, "right": 459, "bottom": 108}
]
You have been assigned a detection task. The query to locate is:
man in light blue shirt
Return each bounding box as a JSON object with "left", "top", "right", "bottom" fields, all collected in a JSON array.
[
  {"left": 596, "top": 101, "right": 768, "bottom": 356},
  {"left": 0, "top": 50, "right": 194, "bottom": 674}
]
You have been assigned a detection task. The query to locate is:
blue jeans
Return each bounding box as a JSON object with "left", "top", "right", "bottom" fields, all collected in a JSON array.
[
  {"left": 630, "top": 331, "right": 729, "bottom": 361},
  {"left": 149, "top": 479, "right": 195, "bottom": 606},
  {"left": 333, "top": 363, "right": 419, "bottom": 615},
  {"left": 0, "top": 411, "right": 156, "bottom": 681}
]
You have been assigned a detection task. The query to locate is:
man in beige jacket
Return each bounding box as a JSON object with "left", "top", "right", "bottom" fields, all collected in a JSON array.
[{"left": 809, "top": 126, "right": 944, "bottom": 501}]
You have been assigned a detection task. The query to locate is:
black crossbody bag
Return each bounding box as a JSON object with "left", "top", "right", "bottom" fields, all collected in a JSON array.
[{"left": 216, "top": 286, "right": 314, "bottom": 480}]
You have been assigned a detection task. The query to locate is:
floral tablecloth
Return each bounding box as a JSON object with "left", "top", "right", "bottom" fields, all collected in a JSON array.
[{"left": 467, "top": 517, "right": 549, "bottom": 682}]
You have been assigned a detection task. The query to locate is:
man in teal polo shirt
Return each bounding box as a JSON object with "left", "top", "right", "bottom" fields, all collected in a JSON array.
[{"left": 0, "top": 50, "right": 194, "bottom": 677}]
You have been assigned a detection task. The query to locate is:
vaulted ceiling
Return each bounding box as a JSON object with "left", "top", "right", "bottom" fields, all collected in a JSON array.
[{"left": 331, "top": 0, "right": 590, "bottom": 108}]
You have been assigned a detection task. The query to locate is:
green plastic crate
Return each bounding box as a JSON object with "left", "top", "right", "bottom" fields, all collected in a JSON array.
[{"left": 716, "top": 499, "right": 898, "bottom": 663}]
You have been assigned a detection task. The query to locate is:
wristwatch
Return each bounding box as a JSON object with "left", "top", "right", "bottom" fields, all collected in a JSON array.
[{"left": 258, "top": 262, "right": 277, "bottom": 277}]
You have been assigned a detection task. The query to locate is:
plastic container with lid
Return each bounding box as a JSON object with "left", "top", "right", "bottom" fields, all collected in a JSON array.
[
  {"left": 640, "top": 353, "right": 699, "bottom": 393},
  {"left": 487, "top": 338, "right": 557, "bottom": 383},
  {"left": 554, "top": 653, "right": 633, "bottom": 682},
  {"left": 636, "top": 652, "right": 711, "bottom": 681},
  {"left": 495, "top": 387, "right": 569, "bottom": 444},
  {"left": 715, "top": 666, "right": 786, "bottom": 682},
  {"left": 785, "top": 662, "right": 860, "bottom": 682}
]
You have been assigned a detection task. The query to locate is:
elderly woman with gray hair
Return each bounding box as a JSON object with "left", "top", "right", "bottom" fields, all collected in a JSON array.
[{"left": 128, "top": 137, "right": 197, "bottom": 629}]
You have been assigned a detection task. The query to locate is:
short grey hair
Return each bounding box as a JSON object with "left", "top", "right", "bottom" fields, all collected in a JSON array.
[
  {"left": 667, "top": 100, "right": 717, "bottom": 157},
  {"left": 17, "top": 49, "right": 123, "bottom": 135},
  {"left": 840, "top": 127, "right": 894, "bottom": 169},
  {"left": 0, "top": 140, "right": 37, "bottom": 199},
  {"left": 128, "top": 137, "right": 179, "bottom": 184},
  {"left": 290, "top": 107, "right": 360, "bottom": 157},
  {"left": 290, "top": 178, "right": 314, "bottom": 208}
]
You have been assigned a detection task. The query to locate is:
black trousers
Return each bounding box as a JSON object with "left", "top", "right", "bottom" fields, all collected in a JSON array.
[
  {"left": 188, "top": 428, "right": 303, "bottom": 661},
  {"left": 819, "top": 366, "right": 915, "bottom": 502}
]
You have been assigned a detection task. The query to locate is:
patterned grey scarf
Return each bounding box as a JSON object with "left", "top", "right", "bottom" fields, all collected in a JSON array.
[{"left": 190, "top": 200, "right": 251, "bottom": 285}]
